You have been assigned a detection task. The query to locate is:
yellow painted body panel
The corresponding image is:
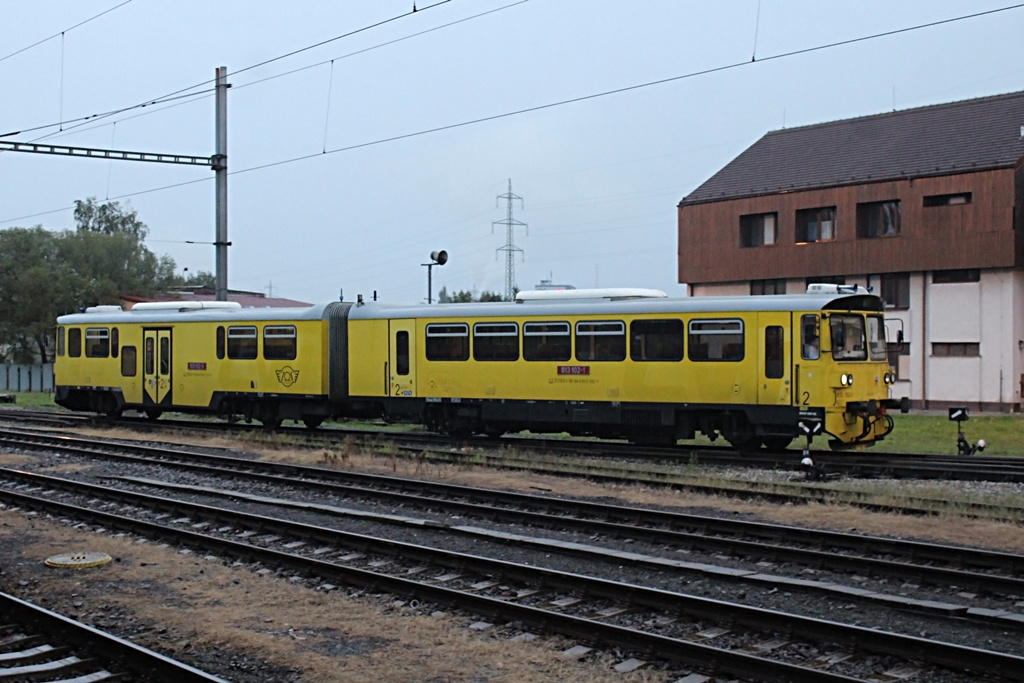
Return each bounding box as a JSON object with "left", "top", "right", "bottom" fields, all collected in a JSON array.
[
  {"left": 56, "top": 318, "right": 329, "bottom": 410},
  {"left": 348, "top": 319, "right": 391, "bottom": 398}
]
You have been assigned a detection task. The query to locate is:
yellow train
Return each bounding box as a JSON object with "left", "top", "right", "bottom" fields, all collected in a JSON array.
[{"left": 54, "top": 285, "right": 908, "bottom": 449}]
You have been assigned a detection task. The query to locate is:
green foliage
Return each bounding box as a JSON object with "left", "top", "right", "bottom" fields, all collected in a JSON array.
[
  {"left": 0, "top": 199, "right": 182, "bottom": 362},
  {"left": 438, "top": 288, "right": 506, "bottom": 303}
]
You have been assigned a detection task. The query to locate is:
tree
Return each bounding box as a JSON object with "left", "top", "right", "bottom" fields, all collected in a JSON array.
[{"left": 73, "top": 197, "right": 148, "bottom": 239}]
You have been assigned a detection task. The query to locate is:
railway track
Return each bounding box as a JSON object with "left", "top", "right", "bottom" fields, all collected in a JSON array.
[
  {"left": 2, "top": 428, "right": 1024, "bottom": 680},
  {"left": 2, "top": 406, "right": 1024, "bottom": 483},
  {"left": 0, "top": 588, "right": 228, "bottom": 682}
]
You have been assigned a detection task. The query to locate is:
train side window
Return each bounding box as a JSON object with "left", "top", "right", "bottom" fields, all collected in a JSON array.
[
  {"left": 473, "top": 322, "right": 519, "bottom": 361},
  {"left": 396, "top": 331, "right": 409, "bottom": 375},
  {"left": 121, "top": 346, "right": 137, "bottom": 377},
  {"left": 765, "top": 326, "right": 784, "bottom": 378},
  {"left": 144, "top": 337, "right": 155, "bottom": 375},
  {"left": 85, "top": 328, "right": 109, "bottom": 358},
  {"left": 801, "top": 315, "right": 820, "bottom": 360},
  {"left": 68, "top": 328, "right": 82, "bottom": 358},
  {"left": 57, "top": 326, "right": 65, "bottom": 357},
  {"left": 227, "top": 326, "right": 258, "bottom": 360},
  {"left": 264, "top": 325, "right": 297, "bottom": 360},
  {"left": 111, "top": 327, "right": 119, "bottom": 359},
  {"left": 688, "top": 319, "right": 744, "bottom": 361},
  {"left": 630, "top": 319, "right": 683, "bottom": 361},
  {"left": 216, "top": 327, "right": 226, "bottom": 360},
  {"left": 523, "top": 322, "right": 571, "bottom": 361},
  {"left": 425, "top": 323, "right": 469, "bottom": 361},
  {"left": 576, "top": 321, "right": 626, "bottom": 361}
]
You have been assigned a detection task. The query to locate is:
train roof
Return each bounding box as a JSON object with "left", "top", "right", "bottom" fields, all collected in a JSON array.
[{"left": 56, "top": 289, "right": 883, "bottom": 326}]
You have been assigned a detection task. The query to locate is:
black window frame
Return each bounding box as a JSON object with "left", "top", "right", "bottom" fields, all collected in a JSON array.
[
  {"left": 263, "top": 325, "right": 297, "bottom": 361},
  {"left": 227, "top": 326, "right": 258, "bottom": 360},
  {"left": 425, "top": 323, "right": 470, "bottom": 362},
  {"left": 629, "top": 319, "right": 684, "bottom": 362},
  {"left": 523, "top": 321, "right": 571, "bottom": 362},
  {"left": 923, "top": 192, "right": 972, "bottom": 207},
  {"left": 932, "top": 342, "right": 979, "bottom": 357},
  {"left": 740, "top": 212, "right": 777, "bottom": 248},
  {"left": 933, "top": 269, "right": 980, "bottom": 284},
  {"left": 688, "top": 319, "right": 745, "bottom": 362},
  {"left": 472, "top": 322, "right": 519, "bottom": 362},
  {"left": 880, "top": 273, "right": 910, "bottom": 309},
  {"left": 795, "top": 206, "right": 837, "bottom": 243},
  {"left": 857, "top": 200, "right": 901, "bottom": 238},
  {"left": 575, "top": 320, "right": 626, "bottom": 362},
  {"left": 750, "top": 279, "right": 785, "bottom": 296}
]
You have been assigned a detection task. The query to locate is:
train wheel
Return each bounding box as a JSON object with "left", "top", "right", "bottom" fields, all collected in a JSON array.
[
  {"left": 762, "top": 436, "right": 793, "bottom": 451},
  {"left": 303, "top": 417, "right": 324, "bottom": 429},
  {"left": 144, "top": 409, "right": 162, "bottom": 420}
]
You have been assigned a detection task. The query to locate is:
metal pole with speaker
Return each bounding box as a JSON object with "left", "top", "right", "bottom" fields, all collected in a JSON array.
[{"left": 422, "top": 250, "right": 448, "bottom": 304}]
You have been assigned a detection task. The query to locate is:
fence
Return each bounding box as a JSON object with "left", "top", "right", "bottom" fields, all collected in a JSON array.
[{"left": 1, "top": 364, "right": 54, "bottom": 392}]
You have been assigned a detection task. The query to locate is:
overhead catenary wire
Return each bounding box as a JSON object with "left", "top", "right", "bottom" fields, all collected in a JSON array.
[
  {"left": 1, "top": 1, "right": 1021, "bottom": 229},
  {"left": 0, "top": 0, "right": 133, "bottom": 65}
]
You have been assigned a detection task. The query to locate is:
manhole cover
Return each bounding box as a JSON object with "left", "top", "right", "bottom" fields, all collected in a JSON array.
[{"left": 45, "top": 552, "right": 112, "bottom": 569}]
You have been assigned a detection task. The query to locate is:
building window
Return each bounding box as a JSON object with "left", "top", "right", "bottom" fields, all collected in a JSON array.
[
  {"left": 932, "top": 342, "right": 979, "bottom": 357},
  {"left": 933, "top": 269, "right": 979, "bottom": 284},
  {"left": 263, "top": 325, "right": 297, "bottom": 360},
  {"left": 880, "top": 273, "right": 910, "bottom": 309},
  {"left": 473, "top": 322, "right": 519, "bottom": 361},
  {"left": 750, "top": 279, "right": 785, "bottom": 295},
  {"left": 795, "top": 206, "right": 836, "bottom": 243},
  {"left": 887, "top": 342, "right": 909, "bottom": 379},
  {"left": 524, "top": 322, "right": 571, "bottom": 361},
  {"left": 740, "top": 212, "right": 777, "bottom": 248},
  {"left": 688, "top": 319, "right": 744, "bottom": 362},
  {"left": 576, "top": 321, "right": 626, "bottom": 362},
  {"left": 630, "top": 319, "right": 684, "bottom": 362},
  {"left": 924, "top": 192, "right": 971, "bottom": 207},
  {"left": 857, "top": 200, "right": 901, "bottom": 238},
  {"left": 425, "top": 323, "right": 469, "bottom": 361}
]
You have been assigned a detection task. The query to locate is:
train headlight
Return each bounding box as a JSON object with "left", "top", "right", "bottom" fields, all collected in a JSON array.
[{"left": 840, "top": 373, "right": 853, "bottom": 387}]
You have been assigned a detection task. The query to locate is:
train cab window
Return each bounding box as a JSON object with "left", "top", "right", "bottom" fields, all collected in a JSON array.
[
  {"left": 575, "top": 321, "right": 625, "bottom": 361},
  {"left": 630, "top": 319, "right": 683, "bottom": 361},
  {"left": 264, "top": 325, "right": 297, "bottom": 360},
  {"left": 396, "top": 331, "right": 410, "bottom": 375},
  {"left": 85, "top": 328, "right": 110, "bottom": 358},
  {"left": 57, "top": 326, "right": 65, "bottom": 357},
  {"left": 425, "top": 323, "right": 469, "bottom": 361},
  {"left": 765, "top": 326, "right": 784, "bottom": 379},
  {"left": 216, "top": 327, "right": 226, "bottom": 360},
  {"left": 227, "top": 326, "right": 258, "bottom": 360},
  {"left": 829, "top": 314, "right": 867, "bottom": 361},
  {"left": 523, "top": 322, "right": 571, "bottom": 361},
  {"left": 473, "top": 322, "right": 519, "bottom": 361},
  {"left": 867, "top": 315, "right": 887, "bottom": 361},
  {"left": 688, "top": 320, "right": 744, "bottom": 361},
  {"left": 121, "top": 346, "right": 137, "bottom": 377},
  {"left": 801, "top": 315, "right": 820, "bottom": 360}
]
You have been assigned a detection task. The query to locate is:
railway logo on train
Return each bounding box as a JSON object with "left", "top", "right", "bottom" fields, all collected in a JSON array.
[{"left": 53, "top": 285, "right": 909, "bottom": 449}]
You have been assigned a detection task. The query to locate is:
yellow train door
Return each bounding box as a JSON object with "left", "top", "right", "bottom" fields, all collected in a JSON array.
[
  {"left": 757, "top": 312, "right": 792, "bottom": 405},
  {"left": 143, "top": 328, "right": 173, "bottom": 408},
  {"left": 389, "top": 320, "right": 415, "bottom": 397}
]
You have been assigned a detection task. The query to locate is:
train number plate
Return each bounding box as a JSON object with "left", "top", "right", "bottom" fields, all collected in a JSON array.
[{"left": 558, "top": 366, "right": 590, "bottom": 376}]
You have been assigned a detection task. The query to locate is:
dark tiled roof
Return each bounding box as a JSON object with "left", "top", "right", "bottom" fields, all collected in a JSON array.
[{"left": 680, "top": 90, "right": 1024, "bottom": 206}]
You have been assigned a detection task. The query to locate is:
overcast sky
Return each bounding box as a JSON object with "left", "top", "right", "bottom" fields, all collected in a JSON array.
[{"left": 2, "top": 1, "right": 1023, "bottom": 305}]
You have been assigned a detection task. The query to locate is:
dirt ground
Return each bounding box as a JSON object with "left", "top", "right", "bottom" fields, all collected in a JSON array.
[{"left": 3, "top": 434, "right": 1023, "bottom": 682}]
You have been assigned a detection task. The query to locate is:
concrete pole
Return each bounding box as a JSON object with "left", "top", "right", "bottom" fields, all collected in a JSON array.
[{"left": 214, "top": 67, "right": 229, "bottom": 301}]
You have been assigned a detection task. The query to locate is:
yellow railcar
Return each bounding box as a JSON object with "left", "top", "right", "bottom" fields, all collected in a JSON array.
[
  {"left": 345, "top": 285, "right": 906, "bottom": 449},
  {"left": 55, "top": 286, "right": 907, "bottom": 449}
]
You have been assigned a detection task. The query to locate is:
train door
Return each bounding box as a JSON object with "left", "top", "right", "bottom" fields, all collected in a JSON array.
[
  {"left": 389, "top": 320, "right": 415, "bottom": 397},
  {"left": 143, "top": 328, "right": 173, "bottom": 408},
  {"left": 757, "top": 312, "right": 792, "bottom": 405}
]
